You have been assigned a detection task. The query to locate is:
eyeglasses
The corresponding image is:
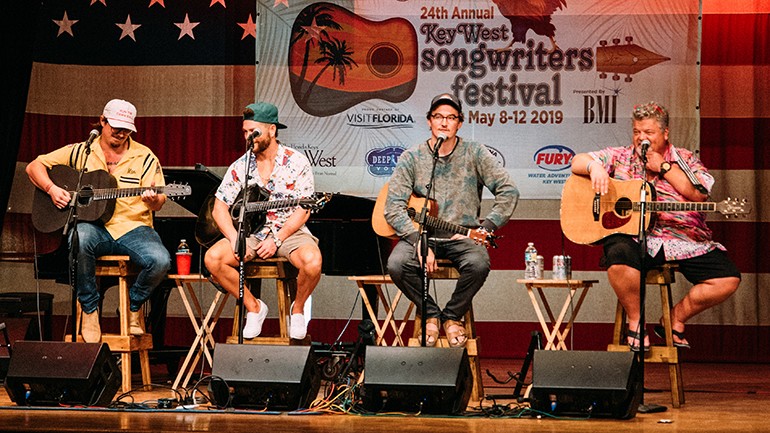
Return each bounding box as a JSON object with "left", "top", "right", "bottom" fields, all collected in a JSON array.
[{"left": 430, "top": 113, "right": 459, "bottom": 122}]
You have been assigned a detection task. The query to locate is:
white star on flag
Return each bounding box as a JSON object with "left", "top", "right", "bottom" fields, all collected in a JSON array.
[
  {"left": 175, "top": 13, "right": 200, "bottom": 40},
  {"left": 238, "top": 14, "right": 256, "bottom": 40},
  {"left": 90, "top": 0, "right": 107, "bottom": 6},
  {"left": 274, "top": 0, "right": 289, "bottom": 7},
  {"left": 148, "top": 0, "right": 165, "bottom": 8},
  {"left": 53, "top": 11, "right": 78, "bottom": 37},
  {"left": 210, "top": 0, "right": 226, "bottom": 7},
  {"left": 116, "top": 15, "right": 142, "bottom": 41}
]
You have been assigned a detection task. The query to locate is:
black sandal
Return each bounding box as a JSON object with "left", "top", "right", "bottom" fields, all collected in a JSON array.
[
  {"left": 654, "top": 324, "right": 691, "bottom": 349},
  {"left": 627, "top": 329, "right": 650, "bottom": 352}
]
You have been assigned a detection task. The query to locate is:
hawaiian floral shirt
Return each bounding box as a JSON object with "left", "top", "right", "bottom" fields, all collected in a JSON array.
[
  {"left": 588, "top": 143, "right": 725, "bottom": 260},
  {"left": 216, "top": 143, "right": 314, "bottom": 241}
]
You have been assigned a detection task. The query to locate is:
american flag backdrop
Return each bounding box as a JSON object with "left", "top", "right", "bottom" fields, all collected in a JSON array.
[
  {"left": 17, "top": 0, "right": 259, "bottom": 167},
  {"left": 10, "top": 0, "right": 770, "bottom": 361}
]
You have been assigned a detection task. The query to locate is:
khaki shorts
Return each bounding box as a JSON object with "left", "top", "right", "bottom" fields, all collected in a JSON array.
[{"left": 245, "top": 230, "right": 319, "bottom": 261}]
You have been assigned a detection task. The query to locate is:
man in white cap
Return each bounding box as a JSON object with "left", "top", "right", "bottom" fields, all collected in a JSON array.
[
  {"left": 205, "top": 102, "right": 322, "bottom": 340},
  {"left": 26, "top": 99, "right": 171, "bottom": 343}
]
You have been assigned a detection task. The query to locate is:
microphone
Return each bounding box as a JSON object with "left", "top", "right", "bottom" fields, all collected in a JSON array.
[
  {"left": 85, "top": 129, "right": 99, "bottom": 146},
  {"left": 433, "top": 133, "right": 448, "bottom": 157},
  {"left": 248, "top": 128, "right": 262, "bottom": 142},
  {"left": 640, "top": 139, "right": 650, "bottom": 163}
]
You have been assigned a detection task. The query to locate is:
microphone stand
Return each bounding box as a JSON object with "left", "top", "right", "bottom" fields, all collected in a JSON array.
[
  {"left": 415, "top": 138, "right": 442, "bottom": 346},
  {"left": 235, "top": 139, "right": 255, "bottom": 344},
  {"left": 636, "top": 151, "right": 666, "bottom": 414},
  {"left": 63, "top": 135, "right": 94, "bottom": 342}
]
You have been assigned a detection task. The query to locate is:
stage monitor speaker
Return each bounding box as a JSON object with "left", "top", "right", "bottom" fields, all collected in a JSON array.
[
  {"left": 209, "top": 344, "right": 320, "bottom": 410},
  {"left": 530, "top": 350, "right": 641, "bottom": 419},
  {"left": 362, "top": 346, "right": 472, "bottom": 415},
  {"left": 3, "top": 341, "right": 120, "bottom": 407}
]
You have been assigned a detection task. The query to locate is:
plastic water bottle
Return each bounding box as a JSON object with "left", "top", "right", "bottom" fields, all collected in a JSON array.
[
  {"left": 524, "top": 242, "right": 538, "bottom": 279},
  {"left": 176, "top": 239, "right": 192, "bottom": 275},
  {"left": 177, "top": 239, "right": 190, "bottom": 254}
]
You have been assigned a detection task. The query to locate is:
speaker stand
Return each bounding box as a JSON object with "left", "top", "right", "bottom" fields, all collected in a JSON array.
[{"left": 485, "top": 331, "right": 541, "bottom": 400}]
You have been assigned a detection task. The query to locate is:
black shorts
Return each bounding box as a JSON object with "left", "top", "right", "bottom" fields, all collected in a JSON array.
[{"left": 599, "top": 235, "right": 741, "bottom": 285}]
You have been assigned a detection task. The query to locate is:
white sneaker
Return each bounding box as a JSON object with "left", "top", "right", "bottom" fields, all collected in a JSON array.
[
  {"left": 290, "top": 313, "right": 307, "bottom": 340},
  {"left": 243, "top": 299, "right": 268, "bottom": 339}
]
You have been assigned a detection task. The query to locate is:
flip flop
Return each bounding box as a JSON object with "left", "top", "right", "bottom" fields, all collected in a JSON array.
[
  {"left": 627, "top": 329, "right": 650, "bottom": 352},
  {"left": 654, "top": 324, "right": 691, "bottom": 349}
]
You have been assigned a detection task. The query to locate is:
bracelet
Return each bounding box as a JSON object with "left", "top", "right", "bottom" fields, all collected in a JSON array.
[{"left": 586, "top": 160, "right": 595, "bottom": 174}]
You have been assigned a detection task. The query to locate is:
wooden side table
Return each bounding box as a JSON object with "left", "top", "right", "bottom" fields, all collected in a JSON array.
[
  {"left": 168, "top": 274, "right": 228, "bottom": 390},
  {"left": 347, "top": 275, "right": 413, "bottom": 347},
  {"left": 517, "top": 279, "right": 598, "bottom": 350}
]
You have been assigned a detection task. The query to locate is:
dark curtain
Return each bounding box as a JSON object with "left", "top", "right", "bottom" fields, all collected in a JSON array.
[{"left": 0, "top": 1, "right": 41, "bottom": 230}]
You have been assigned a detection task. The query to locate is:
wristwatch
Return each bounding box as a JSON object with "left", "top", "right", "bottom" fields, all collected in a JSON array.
[
  {"left": 274, "top": 236, "right": 283, "bottom": 248},
  {"left": 659, "top": 161, "right": 673, "bottom": 177}
]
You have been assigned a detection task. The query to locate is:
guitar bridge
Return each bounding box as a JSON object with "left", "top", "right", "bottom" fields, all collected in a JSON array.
[{"left": 592, "top": 193, "right": 600, "bottom": 221}]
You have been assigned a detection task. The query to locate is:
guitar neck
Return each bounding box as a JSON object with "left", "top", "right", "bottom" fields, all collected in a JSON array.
[
  {"left": 633, "top": 201, "right": 717, "bottom": 212},
  {"left": 244, "top": 198, "right": 306, "bottom": 213},
  {"left": 423, "top": 214, "right": 471, "bottom": 237},
  {"left": 85, "top": 186, "right": 170, "bottom": 201}
]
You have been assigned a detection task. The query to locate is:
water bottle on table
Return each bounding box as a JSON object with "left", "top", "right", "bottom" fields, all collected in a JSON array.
[
  {"left": 176, "top": 239, "right": 192, "bottom": 275},
  {"left": 524, "top": 242, "right": 539, "bottom": 279}
]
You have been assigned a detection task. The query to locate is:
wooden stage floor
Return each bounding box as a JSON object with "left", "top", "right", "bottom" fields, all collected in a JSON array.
[{"left": 1, "top": 359, "right": 768, "bottom": 433}]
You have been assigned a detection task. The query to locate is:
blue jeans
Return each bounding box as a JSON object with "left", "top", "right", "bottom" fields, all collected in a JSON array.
[
  {"left": 387, "top": 238, "right": 490, "bottom": 322},
  {"left": 71, "top": 223, "right": 171, "bottom": 313}
]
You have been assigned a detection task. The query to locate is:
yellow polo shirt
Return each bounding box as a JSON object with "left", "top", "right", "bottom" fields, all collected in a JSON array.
[{"left": 36, "top": 136, "right": 165, "bottom": 239}]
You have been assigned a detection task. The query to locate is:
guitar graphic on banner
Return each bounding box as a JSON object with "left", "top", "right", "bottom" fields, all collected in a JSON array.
[{"left": 288, "top": 2, "right": 417, "bottom": 117}]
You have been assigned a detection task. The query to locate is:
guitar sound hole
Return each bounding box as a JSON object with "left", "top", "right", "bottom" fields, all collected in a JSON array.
[
  {"left": 615, "top": 197, "right": 632, "bottom": 216},
  {"left": 367, "top": 43, "right": 402, "bottom": 78}
]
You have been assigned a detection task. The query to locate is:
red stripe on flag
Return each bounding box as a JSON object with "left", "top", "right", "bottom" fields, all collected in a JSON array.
[
  {"left": 20, "top": 113, "right": 244, "bottom": 167},
  {"left": 700, "top": 117, "right": 770, "bottom": 170},
  {"left": 702, "top": 13, "right": 770, "bottom": 65}
]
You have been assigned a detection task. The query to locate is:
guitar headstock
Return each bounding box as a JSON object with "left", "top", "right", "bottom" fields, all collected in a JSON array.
[
  {"left": 301, "top": 192, "right": 333, "bottom": 212},
  {"left": 165, "top": 183, "right": 192, "bottom": 199},
  {"left": 717, "top": 197, "right": 751, "bottom": 218},
  {"left": 469, "top": 227, "right": 499, "bottom": 248}
]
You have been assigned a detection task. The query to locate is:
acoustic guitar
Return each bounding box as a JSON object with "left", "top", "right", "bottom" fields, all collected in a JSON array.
[
  {"left": 31, "top": 165, "right": 191, "bottom": 233},
  {"left": 560, "top": 174, "right": 750, "bottom": 245},
  {"left": 194, "top": 186, "right": 332, "bottom": 248},
  {"left": 371, "top": 182, "right": 498, "bottom": 248}
]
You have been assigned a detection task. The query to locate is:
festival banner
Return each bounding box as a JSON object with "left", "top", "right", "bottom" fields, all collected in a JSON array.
[{"left": 257, "top": 0, "right": 699, "bottom": 198}]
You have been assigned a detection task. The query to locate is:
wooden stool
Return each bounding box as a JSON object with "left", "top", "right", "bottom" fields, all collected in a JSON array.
[
  {"left": 405, "top": 260, "right": 485, "bottom": 402},
  {"left": 66, "top": 255, "right": 153, "bottom": 393},
  {"left": 227, "top": 257, "right": 310, "bottom": 345},
  {"left": 607, "top": 264, "right": 685, "bottom": 408}
]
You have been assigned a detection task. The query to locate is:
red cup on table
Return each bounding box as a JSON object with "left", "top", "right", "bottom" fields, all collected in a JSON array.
[{"left": 176, "top": 252, "right": 192, "bottom": 275}]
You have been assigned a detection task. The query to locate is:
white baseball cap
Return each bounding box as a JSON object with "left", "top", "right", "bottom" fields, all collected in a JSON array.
[{"left": 102, "top": 99, "right": 137, "bottom": 133}]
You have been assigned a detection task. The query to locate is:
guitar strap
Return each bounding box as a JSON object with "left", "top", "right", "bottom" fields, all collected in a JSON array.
[{"left": 670, "top": 145, "right": 709, "bottom": 195}]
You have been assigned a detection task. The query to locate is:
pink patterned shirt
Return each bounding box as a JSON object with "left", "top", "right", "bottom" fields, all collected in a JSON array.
[{"left": 588, "top": 143, "right": 725, "bottom": 260}]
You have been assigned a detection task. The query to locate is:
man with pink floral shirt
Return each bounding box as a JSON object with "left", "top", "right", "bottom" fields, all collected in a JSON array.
[
  {"left": 205, "top": 102, "right": 321, "bottom": 340},
  {"left": 571, "top": 101, "right": 740, "bottom": 351}
]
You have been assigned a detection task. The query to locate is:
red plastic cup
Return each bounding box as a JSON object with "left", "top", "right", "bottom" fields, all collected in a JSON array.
[{"left": 176, "top": 252, "right": 192, "bottom": 275}]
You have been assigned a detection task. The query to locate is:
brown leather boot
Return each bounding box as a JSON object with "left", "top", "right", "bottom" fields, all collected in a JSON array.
[
  {"left": 129, "top": 310, "right": 144, "bottom": 335},
  {"left": 81, "top": 310, "right": 101, "bottom": 343}
]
